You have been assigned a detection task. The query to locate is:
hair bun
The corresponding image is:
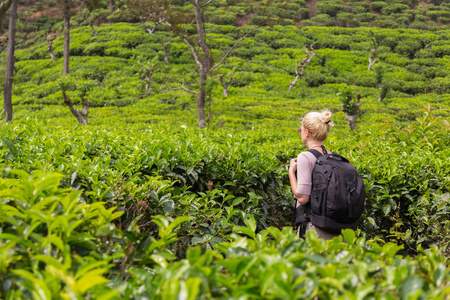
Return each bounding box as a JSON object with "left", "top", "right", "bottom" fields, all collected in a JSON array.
[{"left": 319, "top": 109, "right": 333, "bottom": 124}]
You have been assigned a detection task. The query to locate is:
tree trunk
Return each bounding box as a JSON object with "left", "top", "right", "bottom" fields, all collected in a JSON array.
[
  {"left": 109, "top": 0, "right": 114, "bottom": 12},
  {"left": 223, "top": 85, "right": 228, "bottom": 97},
  {"left": 163, "top": 43, "right": 171, "bottom": 64},
  {"left": 344, "top": 112, "right": 357, "bottom": 130},
  {"left": 143, "top": 22, "right": 157, "bottom": 34},
  {"left": 378, "top": 83, "right": 385, "bottom": 102},
  {"left": 79, "top": 93, "right": 89, "bottom": 124},
  {"left": 62, "top": 88, "right": 89, "bottom": 125},
  {"left": 344, "top": 95, "right": 361, "bottom": 130},
  {"left": 219, "top": 74, "right": 229, "bottom": 97},
  {"left": 3, "top": 0, "right": 17, "bottom": 122},
  {"left": 90, "top": 23, "right": 98, "bottom": 37},
  {"left": 368, "top": 48, "right": 376, "bottom": 71},
  {"left": 287, "top": 46, "right": 315, "bottom": 91},
  {"left": 46, "top": 37, "right": 56, "bottom": 62},
  {"left": 288, "top": 75, "right": 299, "bottom": 91},
  {"left": 197, "top": 68, "right": 207, "bottom": 129},
  {"left": 61, "top": 0, "right": 89, "bottom": 125},
  {"left": 194, "top": 0, "right": 210, "bottom": 129},
  {"left": 63, "top": 3, "right": 70, "bottom": 75}
]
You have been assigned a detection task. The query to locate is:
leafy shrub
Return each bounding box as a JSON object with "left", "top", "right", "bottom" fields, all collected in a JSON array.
[
  {"left": 0, "top": 170, "right": 123, "bottom": 298},
  {"left": 431, "top": 77, "right": 450, "bottom": 94},
  {"left": 303, "top": 69, "right": 335, "bottom": 87},
  {"left": 337, "top": 85, "right": 359, "bottom": 114},
  {"left": 83, "top": 42, "right": 106, "bottom": 56},
  {"left": 377, "top": 16, "right": 400, "bottom": 28},
  {"left": 316, "top": 1, "right": 346, "bottom": 17},
  {"left": 356, "top": 12, "right": 378, "bottom": 22},
  {"left": 348, "top": 2, "right": 370, "bottom": 14},
  {"left": 123, "top": 227, "right": 450, "bottom": 299},
  {"left": 371, "top": 1, "right": 388, "bottom": 13},
  {"left": 431, "top": 43, "right": 450, "bottom": 57},
  {"left": 298, "top": 8, "right": 310, "bottom": 19},
  {"left": 382, "top": 3, "right": 410, "bottom": 14},
  {"left": 410, "top": 21, "right": 429, "bottom": 30},
  {"left": 309, "top": 14, "right": 334, "bottom": 26},
  {"left": 395, "top": 39, "right": 423, "bottom": 58},
  {"left": 408, "top": 192, "right": 450, "bottom": 255}
]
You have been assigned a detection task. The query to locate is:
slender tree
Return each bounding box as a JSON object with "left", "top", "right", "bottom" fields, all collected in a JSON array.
[
  {"left": 80, "top": 0, "right": 108, "bottom": 37},
  {"left": 344, "top": 93, "right": 361, "bottom": 130},
  {"left": 58, "top": 0, "right": 90, "bottom": 125},
  {"left": 45, "top": 34, "right": 57, "bottom": 62},
  {"left": 339, "top": 87, "right": 361, "bottom": 130},
  {"left": 218, "top": 67, "right": 237, "bottom": 97},
  {"left": 3, "top": 0, "right": 17, "bottom": 122},
  {"left": 61, "top": 0, "right": 73, "bottom": 75},
  {"left": 373, "top": 65, "right": 385, "bottom": 102},
  {"left": 160, "top": 40, "right": 171, "bottom": 64},
  {"left": 136, "top": 56, "right": 158, "bottom": 93},
  {"left": 128, "top": 0, "right": 270, "bottom": 129}
]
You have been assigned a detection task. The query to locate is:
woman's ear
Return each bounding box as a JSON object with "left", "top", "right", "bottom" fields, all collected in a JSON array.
[{"left": 305, "top": 128, "right": 312, "bottom": 137}]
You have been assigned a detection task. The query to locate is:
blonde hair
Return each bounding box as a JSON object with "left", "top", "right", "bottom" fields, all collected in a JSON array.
[{"left": 302, "top": 109, "right": 334, "bottom": 141}]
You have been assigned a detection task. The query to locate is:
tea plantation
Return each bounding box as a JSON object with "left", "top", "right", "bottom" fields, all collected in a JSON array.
[{"left": 0, "top": 9, "right": 449, "bottom": 299}]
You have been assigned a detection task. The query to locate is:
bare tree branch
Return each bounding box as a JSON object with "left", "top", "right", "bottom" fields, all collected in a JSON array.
[
  {"left": 62, "top": 87, "right": 88, "bottom": 125},
  {"left": 368, "top": 48, "right": 376, "bottom": 71},
  {"left": 80, "top": 92, "right": 90, "bottom": 124},
  {"left": 202, "top": 0, "right": 213, "bottom": 7},
  {"left": 180, "top": 81, "right": 198, "bottom": 94},
  {"left": 45, "top": 34, "right": 57, "bottom": 62},
  {"left": 218, "top": 69, "right": 236, "bottom": 97},
  {"left": 210, "top": 24, "right": 258, "bottom": 72},
  {"left": 288, "top": 45, "right": 316, "bottom": 91},
  {"left": 183, "top": 37, "right": 202, "bottom": 68},
  {"left": 157, "top": 79, "right": 198, "bottom": 95},
  {"left": 143, "top": 22, "right": 157, "bottom": 34}
]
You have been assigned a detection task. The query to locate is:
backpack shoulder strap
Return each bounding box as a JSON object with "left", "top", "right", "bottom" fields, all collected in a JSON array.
[
  {"left": 327, "top": 153, "right": 350, "bottom": 163},
  {"left": 307, "top": 149, "right": 322, "bottom": 159}
]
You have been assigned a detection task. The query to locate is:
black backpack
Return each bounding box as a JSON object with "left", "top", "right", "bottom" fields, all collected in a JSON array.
[{"left": 307, "top": 148, "right": 365, "bottom": 233}]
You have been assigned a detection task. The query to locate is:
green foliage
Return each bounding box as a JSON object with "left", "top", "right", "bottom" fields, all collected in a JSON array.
[
  {"left": 316, "top": 1, "right": 346, "bottom": 17},
  {"left": 2, "top": 14, "right": 450, "bottom": 297},
  {"left": 0, "top": 170, "right": 122, "bottom": 298},
  {"left": 337, "top": 86, "right": 358, "bottom": 114},
  {"left": 123, "top": 228, "right": 450, "bottom": 299}
]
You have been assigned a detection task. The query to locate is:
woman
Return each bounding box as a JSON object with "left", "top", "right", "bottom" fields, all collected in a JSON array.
[{"left": 288, "top": 109, "right": 339, "bottom": 240}]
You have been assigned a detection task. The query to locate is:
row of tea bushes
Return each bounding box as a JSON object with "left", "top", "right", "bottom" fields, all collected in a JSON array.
[
  {"left": 7, "top": 24, "right": 450, "bottom": 120},
  {"left": 0, "top": 172, "right": 448, "bottom": 298},
  {"left": 2, "top": 104, "right": 450, "bottom": 255}
]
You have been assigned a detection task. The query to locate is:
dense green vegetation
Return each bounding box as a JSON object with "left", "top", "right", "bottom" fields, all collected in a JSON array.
[
  {"left": 0, "top": 112, "right": 449, "bottom": 298},
  {"left": 10, "top": 23, "right": 450, "bottom": 125},
  {"left": 0, "top": 0, "right": 449, "bottom": 298}
]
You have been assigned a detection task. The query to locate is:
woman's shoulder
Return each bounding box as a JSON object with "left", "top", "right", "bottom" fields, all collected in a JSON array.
[
  {"left": 297, "top": 150, "right": 318, "bottom": 166},
  {"left": 297, "top": 150, "right": 318, "bottom": 161}
]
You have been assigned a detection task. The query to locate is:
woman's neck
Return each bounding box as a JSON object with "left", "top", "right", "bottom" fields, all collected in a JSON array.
[{"left": 307, "top": 142, "right": 323, "bottom": 150}]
